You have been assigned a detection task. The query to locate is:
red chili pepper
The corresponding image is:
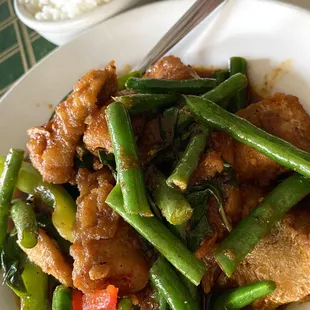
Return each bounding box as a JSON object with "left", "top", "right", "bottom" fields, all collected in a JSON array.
[
  {"left": 72, "top": 285, "right": 119, "bottom": 310},
  {"left": 72, "top": 290, "right": 84, "bottom": 310}
]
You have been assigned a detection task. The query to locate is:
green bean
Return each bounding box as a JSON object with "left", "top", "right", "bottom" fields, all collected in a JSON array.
[
  {"left": 177, "top": 73, "right": 247, "bottom": 130},
  {"left": 213, "top": 70, "right": 229, "bottom": 83},
  {"left": 150, "top": 256, "right": 200, "bottom": 310},
  {"left": 184, "top": 95, "right": 310, "bottom": 180},
  {"left": 212, "top": 70, "right": 230, "bottom": 110},
  {"left": 229, "top": 57, "right": 248, "bottom": 112},
  {"left": 106, "top": 102, "right": 152, "bottom": 216},
  {"left": 126, "top": 77, "right": 217, "bottom": 95},
  {"left": 105, "top": 184, "right": 205, "bottom": 285},
  {"left": 118, "top": 70, "right": 142, "bottom": 90},
  {"left": 21, "top": 260, "right": 49, "bottom": 310},
  {"left": 167, "top": 127, "right": 210, "bottom": 191},
  {"left": 202, "top": 73, "right": 248, "bottom": 106},
  {"left": 215, "top": 173, "right": 310, "bottom": 276},
  {"left": 154, "top": 290, "right": 169, "bottom": 310},
  {"left": 212, "top": 280, "right": 276, "bottom": 309},
  {"left": 117, "top": 298, "right": 133, "bottom": 310},
  {"left": 114, "top": 93, "right": 179, "bottom": 115},
  {"left": 179, "top": 273, "right": 200, "bottom": 304},
  {"left": 176, "top": 108, "right": 193, "bottom": 132},
  {"left": 52, "top": 285, "right": 72, "bottom": 310},
  {"left": 0, "top": 149, "right": 24, "bottom": 248},
  {"left": 0, "top": 157, "right": 76, "bottom": 242},
  {"left": 11, "top": 200, "right": 38, "bottom": 249},
  {"left": 148, "top": 167, "right": 193, "bottom": 225}
]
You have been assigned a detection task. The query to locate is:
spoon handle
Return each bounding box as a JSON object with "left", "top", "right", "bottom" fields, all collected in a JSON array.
[{"left": 134, "top": 0, "right": 226, "bottom": 72}]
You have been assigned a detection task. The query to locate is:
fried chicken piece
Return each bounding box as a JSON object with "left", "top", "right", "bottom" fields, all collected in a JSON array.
[
  {"left": 216, "top": 191, "right": 310, "bottom": 309},
  {"left": 20, "top": 229, "right": 73, "bottom": 287},
  {"left": 195, "top": 234, "right": 220, "bottom": 294},
  {"left": 27, "top": 62, "right": 117, "bottom": 184},
  {"left": 144, "top": 55, "right": 198, "bottom": 80},
  {"left": 240, "top": 185, "right": 269, "bottom": 219},
  {"left": 207, "top": 184, "right": 242, "bottom": 238},
  {"left": 75, "top": 168, "right": 119, "bottom": 240},
  {"left": 138, "top": 116, "right": 163, "bottom": 163},
  {"left": 210, "top": 132, "right": 235, "bottom": 166},
  {"left": 72, "top": 168, "right": 148, "bottom": 295},
  {"left": 83, "top": 107, "right": 113, "bottom": 154},
  {"left": 235, "top": 93, "right": 310, "bottom": 185},
  {"left": 71, "top": 221, "right": 149, "bottom": 295},
  {"left": 195, "top": 184, "right": 242, "bottom": 294},
  {"left": 192, "top": 150, "right": 224, "bottom": 183},
  {"left": 229, "top": 206, "right": 310, "bottom": 309},
  {"left": 83, "top": 107, "right": 146, "bottom": 155}
]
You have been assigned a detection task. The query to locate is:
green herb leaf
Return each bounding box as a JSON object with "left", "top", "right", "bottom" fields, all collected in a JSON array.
[
  {"left": 1, "top": 234, "right": 26, "bottom": 296},
  {"left": 186, "top": 181, "right": 231, "bottom": 251},
  {"left": 146, "top": 107, "right": 179, "bottom": 166},
  {"left": 186, "top": 189, "right": 213, "bottom": 251},
  {"left": 98, "top": 150, "right": 116, "bottom": 178}
]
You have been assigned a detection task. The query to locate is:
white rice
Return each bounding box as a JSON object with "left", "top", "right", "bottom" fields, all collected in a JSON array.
[{"left": 19, "top": 0, "right": 113, "bottom": 21}]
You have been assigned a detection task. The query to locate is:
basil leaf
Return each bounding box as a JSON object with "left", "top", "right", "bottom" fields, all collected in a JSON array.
[
  {"left": 146, "top": 107, "right": 179, "bottom": 166},
  {"left": 1, "top": 234, "right": 26, "bottom": 296},
  {"left": 98, "top": 150, "right": 116, "bottom": 178},
  {"left": 186, "top": 189, "right": 213, "bottom": 251}
]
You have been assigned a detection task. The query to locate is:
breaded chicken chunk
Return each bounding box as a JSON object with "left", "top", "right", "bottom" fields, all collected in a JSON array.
[
  {"left": 235, "top": 93, "right": 310, "bottom": 185},
  {"left": 144, "top": 55, "right": 198, "bottom": 80},
  {"left": 71, "top": 168, "right": 149, "bottom": 295},
  {"left": 74, "top": 168, "right": 118, "bottom": 240},
  {"left": 83, "top": 107, "right": 113, "bottom": 154},
  {"left": 71, "top": 221, "right": 149, "bottom": 296},
  {"left": 20, "top": 229, "right": 73, "bottom": 287},
  {"left": 83, "top": 107, "right": 146, "bottom": 155},
  {"left": 27, "top": 62, "right": 117, "bottom": 184},
  {"left": 229, "top": 206, "right": 310, "bottom": 308}
]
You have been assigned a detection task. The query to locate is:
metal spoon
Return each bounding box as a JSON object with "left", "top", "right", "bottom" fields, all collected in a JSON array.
[{"left": 134, "top": 0, "right": 226, "bottom": 72}]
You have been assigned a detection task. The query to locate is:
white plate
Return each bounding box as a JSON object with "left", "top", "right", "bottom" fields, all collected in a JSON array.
[{"left": 1, "top": 0, "right": 310, "bottom": 308}]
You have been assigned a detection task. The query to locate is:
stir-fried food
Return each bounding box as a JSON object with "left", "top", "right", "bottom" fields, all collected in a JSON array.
[
  {"left": 20, "top": 228, "right": 73, "bottom": 287},
  {"left": 1, "top": 55, "right": 310, "bottom": 310},
  {"left": 235, "top": 93, "right": 310, "bottom": 185},
  {"left": 27, "top": 63, "right": 117, "bottom": 184}
]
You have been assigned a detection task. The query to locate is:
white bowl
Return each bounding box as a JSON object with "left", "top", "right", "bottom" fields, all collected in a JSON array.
[{"left": 14, "top": 0, "right": 145, "bottom": 46}]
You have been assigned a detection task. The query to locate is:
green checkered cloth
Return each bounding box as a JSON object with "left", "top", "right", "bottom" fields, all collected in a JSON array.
[{"left": 0, "top": 0, "right": 56, "bottom": 96}]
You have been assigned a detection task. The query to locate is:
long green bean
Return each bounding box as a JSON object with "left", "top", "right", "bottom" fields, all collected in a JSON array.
[
  {"left": 118, "top": 70, "right": 142, "bottom": 90},
  {"left": 105, "top": 184, "right": 205, "bottom": 285},
  {"left": 202, "top": 73, "right": 247, "bottom": 104},
  {"left": 11, "top": 200, "right": 38, "bottom": 249},
  {"left": 229, "top": 57, "right": 248, "bottom": 112},
  {"left": 212, "top": 70, "right": 230, "bottom": 109},
  {"left": 212, "top": 280, "right": 276, "bottom": 309},
  {"left": 184, "top": 95, "right": 310, "bottom": 179},
  {"left": 52, "top": 285, "right": 72, "bottom": 310},
  {"left": 150, "top": 257, "right": 200, "bottom": 310},
  {"left": 148, "top": 167, "right": 193, "bottom": 225},
  {"left": 114, "top": 93, "right": 179, "bottom": 115},
  {"left": 213, "top": 70, "right": 229, "bottom": 83},
  {"left": 167, "top": 127, "right": 210, "bottom": 191},
  {"left": 177, "top": 73, "right": 248, "bottom": 130},
  {"left": 0, "top": 149, "right": 24, "bottom": 247},
  {"left": 126, "top": 77, "right": 217, "bottom": 95},
  {"left": 215, "top": 173, "right": 310, "bottom": 276},
  {"left": 106, "top": 102, "right": 152, "bottom": 216}
]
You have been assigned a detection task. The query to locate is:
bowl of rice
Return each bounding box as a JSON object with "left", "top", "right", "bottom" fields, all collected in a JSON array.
[{"left": 14, "top": 0, "right": 146, "bottom": 46}]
